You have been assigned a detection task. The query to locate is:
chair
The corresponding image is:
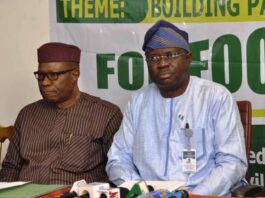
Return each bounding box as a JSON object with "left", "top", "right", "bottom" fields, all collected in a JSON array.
[
  {"left": 236, "top": 100, "right": 252, "bottom": 183},
  {"left": 231, "top": 101, "right": 265, "bottom": 197},
  {"left": 0, "top": 125, "right": 14, "bottom": 161}
]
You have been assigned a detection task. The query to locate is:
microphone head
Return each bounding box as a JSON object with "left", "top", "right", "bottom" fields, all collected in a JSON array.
[
  {"left": 70, "top": 179, "right": 87, "bottom": 194},
  {"left": 119, "top": 187, "right": 130, "bottom": 198},
  {"left": 98, "top": 187, "right": 121, "bottom": 198},
  {"left": 147, "top": 185, "right": 154, "bottom": 192},
  {"left": 59, "top": 191, "right": 77, "bottom": 198},
  {"left": 181, "top": 190, "right": 189, "bottom": 198},
  {"left": 109, "top": 181, "right": 117, "bottom": 188},
  {"left": 78, "top": 182, "right": 110, "bottom": 197},
  {"left": 137, "top": 189, "right": 168, "bottom": 198},
  {"left": 125, "top": 181, "right": 149, "bottom": 198},
  {"left": 170, "top": 190, "right": 189, "bottom": 198}
]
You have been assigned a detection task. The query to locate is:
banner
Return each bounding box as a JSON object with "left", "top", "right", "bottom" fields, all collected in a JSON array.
[{"left": 50, "top": 0, "right": 265, "bottom": 185}]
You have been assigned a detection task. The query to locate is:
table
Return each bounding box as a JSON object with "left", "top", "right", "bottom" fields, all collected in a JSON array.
[{"left": 0, "top": 183, "right": 69, "bottom": 198}]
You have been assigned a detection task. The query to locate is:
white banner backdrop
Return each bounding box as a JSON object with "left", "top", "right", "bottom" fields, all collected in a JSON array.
[
  {"left": 49, "top": 0, "right": 265, "bottom": 185},
  {"left": 49, "top": 1, "right": 265, "bottom": 125}
]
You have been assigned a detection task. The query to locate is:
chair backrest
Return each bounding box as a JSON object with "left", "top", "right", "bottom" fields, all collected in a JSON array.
[
  {"left": 0, "top": 125, "right": 14, "bottom": 161},
  {"left": 236, "top": 101, "right": 252, "bottom": 183}
]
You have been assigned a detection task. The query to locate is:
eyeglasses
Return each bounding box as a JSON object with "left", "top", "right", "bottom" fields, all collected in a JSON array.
[
  {"left": 146, "top": 52, "right": 187, "bottom": 64},
  {"left": 34, "top": 68, "right": 76, "bottom": 81}
]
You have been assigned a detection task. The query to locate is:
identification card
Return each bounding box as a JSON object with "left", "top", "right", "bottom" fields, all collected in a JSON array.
[{"left": 182, "top": 149, "right": 196, "bottom": 173}]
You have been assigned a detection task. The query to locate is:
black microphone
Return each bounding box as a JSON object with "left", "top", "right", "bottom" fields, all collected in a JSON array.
[
  {"left": 147, "top": 185, "right": 154, "bottom": 192},
  {"left": 60, "top": 191, "right": 78, "bottom": 198},
  {"left": 169, "top": 189, "right": 189, "bottom": 198},
  {"left": 119, "top": 187, "right": 130, "bottom": 198},
  {"left": 77, "top": 193, "right": 90, "bottom": 198}
]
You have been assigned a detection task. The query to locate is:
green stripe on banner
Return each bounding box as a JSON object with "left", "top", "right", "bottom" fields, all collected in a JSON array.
[
  {"left": 253, "top": 109, "right": 265, "bottom": 117},
  {"left": 56, "top": 0, "right": 265, "bottom": 23}
]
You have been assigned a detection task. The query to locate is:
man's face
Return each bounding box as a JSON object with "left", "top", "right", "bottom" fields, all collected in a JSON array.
[
  {"left": 146, "top": 47, "right": 192, "bottom": 93},
  {"left": 36, "top": 62, "right": 79, "bottom": 105}
]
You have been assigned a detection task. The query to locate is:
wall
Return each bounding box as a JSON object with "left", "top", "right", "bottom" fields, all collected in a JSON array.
[{"left": 0, "top": 0, "right": 49, "bottom": 161}]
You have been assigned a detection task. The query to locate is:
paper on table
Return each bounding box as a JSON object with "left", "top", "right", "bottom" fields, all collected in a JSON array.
[
  {"left": 0, "top": 181, "right": 29, "bottom": 190},
  {"left": 119, "top": 180, "right": 185, "bottom": 191}
]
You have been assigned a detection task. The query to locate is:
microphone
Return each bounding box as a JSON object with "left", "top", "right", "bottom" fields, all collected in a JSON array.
[
  {"left": 78, "top": 182, "right": 110, "bottom": 198},
  {"left": 119, "top": 187, "right": 130, "bottom": 198},
  {"left": 60, "top": 179, "right": 87, "bottom": 198},
  {"left": 136, "top": 189, "right": 168, "bottom": 198},
  {"left": 136, "top": 189, "right": 189, "bottom": 198},
  {"left": 60, "top": 191, "right": 78, "bottom": 198},
  {"left": 98, "top": 187, "right": 121, "bottom": 198},
  {"left": 147, "top": 185, "right": 154, "bottom": 192},
  {"left": 98, "top": 187, "right": 129, "bottom": 198},
  {"left": 62, "top": 180, "right": 122, "bottom": 198},
  {"left": 166, "top": 189, "right": 189, "bottom": 198},
  {"left": 125, "top": 181, "right": 151, "bottom": 198}
]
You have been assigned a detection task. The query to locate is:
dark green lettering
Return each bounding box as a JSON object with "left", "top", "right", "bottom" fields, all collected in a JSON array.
[
  {"left": 163, "top": 0, "right": 173, "bottom": 17},
  {"left": 205, "top": 0, "right": 213, "bottom": 16},
  {"left": 152, "top": 0, "right": 161, "bottom": 17},
  {"left": 189, "top": 40, "right": 209, "bottom": 77},
  {"left": 118, "top": 52, "right": 144, "bottom": 90},
  {"left": 183, "top": 0, "right": 191, "bottom": 17},
  {"left": 261, "top": 0, "right": 265, "bottom": 15},
  {"left": 247, "top": 28, "right": 265, "bottom": 94},
  {"left": 174, "top": 0, "right": 181, "bottom": 17},
  {"left": 212, "top": 34, "right": 242, "bottom": 93},
  {"left": 192, "top": 0, "right": 203, "bottom": 17},
  {"left": 97, "top": 54, "right": 115, "bottom": 89},
  {"left": 227, "top": 0, "right": 239, "bottom": 16},
  {"left": 214, "top": 0, "right": 226, "bottom": 16},
  {"left": 248, "top": 0, "right": 259, "bottom": 15}
]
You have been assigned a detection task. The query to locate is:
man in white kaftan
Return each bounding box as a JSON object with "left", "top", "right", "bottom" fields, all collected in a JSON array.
[{"left": 106, "top": 20, "right": 247, "bottom": 196}]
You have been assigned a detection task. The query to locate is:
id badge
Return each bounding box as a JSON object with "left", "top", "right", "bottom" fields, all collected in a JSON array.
[{"left": 182, "top": 149, "right": 196, "bottom": 173}]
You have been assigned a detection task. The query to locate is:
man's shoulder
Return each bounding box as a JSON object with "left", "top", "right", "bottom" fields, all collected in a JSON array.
[
  {"left": 190, "top": 76, "right": 235, "bottom": 109},
  {"left": 125, "top": 84, "right": 158, "bottom": 109},
  {"left": 129, "top": 84, "right": 156, "bottom": 101},
  {"left": 190, "top": 76, "right": 231, "bottom": 95},
  {"left": 16, "top": 99, "right": 49, "bottom": 120},
  {"left": 132, "top": 84, "right": 156, "bottom": 96},
  {"left": 20, "top": 99, "right": 48, "bottom": 111},
  {"left": 80, "top": 92, "right": 121, "bottom": 112}
]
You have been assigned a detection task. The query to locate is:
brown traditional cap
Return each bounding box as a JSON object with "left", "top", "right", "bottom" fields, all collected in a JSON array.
[{"left": 37, "top": 42, "right": 81, "bottom": 63}]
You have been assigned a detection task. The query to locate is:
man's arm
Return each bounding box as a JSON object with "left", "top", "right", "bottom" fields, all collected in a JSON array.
[
  {"left": 102, "top": 109, "right": 123, "bottom": 160},
  {"left": 191, "top": 94, "right": 248, "bottom": 196},
  {"left": 106, "top": 101, "right": 142, "bottom": 186},
  {"left": 0, "top": 123, "right": 23, "bottom": 181}
]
